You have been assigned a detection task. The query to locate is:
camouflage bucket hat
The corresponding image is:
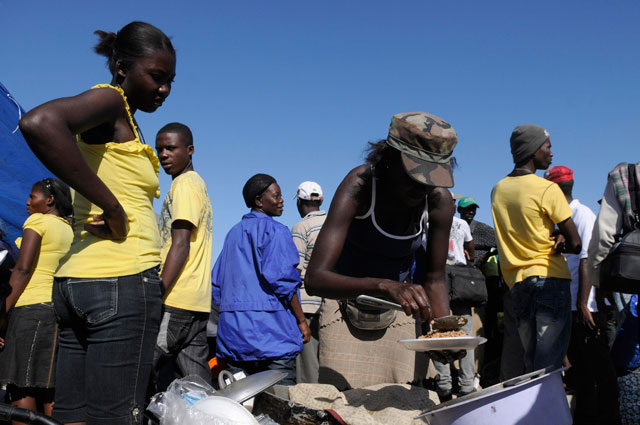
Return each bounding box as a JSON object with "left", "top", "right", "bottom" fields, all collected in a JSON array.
[{"left": 386, "top": 112, "right": 458, "bottom": 187}]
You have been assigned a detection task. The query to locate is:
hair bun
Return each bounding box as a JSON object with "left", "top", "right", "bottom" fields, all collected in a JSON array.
[
  {"left": 93, "top": 30, "right": 117, "bottom": 59},
  {"left": 92, "top": 22, "right": 174, "bottom": 77}
]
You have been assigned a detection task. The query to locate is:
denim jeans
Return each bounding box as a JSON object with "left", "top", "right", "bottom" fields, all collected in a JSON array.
[
  {"left": 510, "top": 276, "right": 571, "bottom": 373},
  {"left": 153, "top": 305, "right": 211, "bottom": 386},
  {"left": 499, "top": 290, "right": 525, "bottom": 381},
  {"left": 433, "top": 306, "right": 476, "bottom": 395},
  {"left": 226, "top": 357, "right": 296, "bottom": 385},
  {"left": 52, "top": 267, "right": 162, "bottom": 425}
]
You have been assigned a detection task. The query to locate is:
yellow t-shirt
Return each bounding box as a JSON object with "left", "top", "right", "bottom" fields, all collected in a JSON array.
[
  {"left": 55, "top": 84, "right": 161, "bottom": 278},
  {"left": 491, "top": 174, "right": 573, "bottom": 288},
  {"left": 159, "top": 171, "right": 213, "bottom": 312},
  {"left": 15, "top": 213, "right": 73, "bottom": 307}
]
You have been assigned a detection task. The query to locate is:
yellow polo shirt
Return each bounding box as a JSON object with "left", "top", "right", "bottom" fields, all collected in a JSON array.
[
  {"left": 159, "top": 171, "right": 213, "bottom": 312},
  {"left": 15, "top": 213, "right": 73, "bottom": 306},
  {"left": 491, "top": 174, "right": 573, "bottom": 288}
]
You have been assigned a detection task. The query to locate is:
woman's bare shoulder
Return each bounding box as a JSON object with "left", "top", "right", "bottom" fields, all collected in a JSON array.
[
  {"left": 331, "top": 164, "right": 371, "bottom": 216},
  {"left": 341, "top": 164, "right": 370, "bottom": 189}
]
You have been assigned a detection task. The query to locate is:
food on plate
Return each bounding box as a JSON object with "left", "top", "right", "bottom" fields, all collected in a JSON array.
[{"left": 419, "top": 329, "right": 468, "bottom": 339}]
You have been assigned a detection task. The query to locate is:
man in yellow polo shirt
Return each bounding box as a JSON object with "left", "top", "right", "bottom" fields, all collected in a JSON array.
[
  {"left": 153, "top": 123, "right": 213, "bottom": 385},
  {"left": 491, "top": 124, "right": 581, "bottom": 373}
]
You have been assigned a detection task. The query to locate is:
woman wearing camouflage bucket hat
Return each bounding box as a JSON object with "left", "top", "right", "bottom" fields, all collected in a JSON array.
[{"left": 306, "top": 112, "right": 459, "bottom": 389}]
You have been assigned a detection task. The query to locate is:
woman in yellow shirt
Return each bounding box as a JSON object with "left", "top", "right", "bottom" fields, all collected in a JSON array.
[
  {"left": 0, "top": 178, "right": 73, "bottom": 419},
  {"left": 19, "top": 21, "right": 176, "bottom": 425}
]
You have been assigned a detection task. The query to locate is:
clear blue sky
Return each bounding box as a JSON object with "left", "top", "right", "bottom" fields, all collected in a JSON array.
[{"left": 3, "top": 0, "right": 639, "bottom": 259}]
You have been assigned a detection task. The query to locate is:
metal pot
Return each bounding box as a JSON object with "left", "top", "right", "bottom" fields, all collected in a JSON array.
[{"left": 216, "top": 370, "right": 287, "bottom": 404}]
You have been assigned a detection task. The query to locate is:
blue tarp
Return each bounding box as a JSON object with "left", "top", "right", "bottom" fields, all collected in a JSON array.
[{"left": 0, "top": 81, "right": 51, "bottom": 247}]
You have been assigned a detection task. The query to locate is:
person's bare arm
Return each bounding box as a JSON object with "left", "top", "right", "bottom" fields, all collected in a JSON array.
[
  {"left": 464, "top": 240, "right": 475, "bottom": 263},
  {"left": 577, "top": 258, "right": 596, "bottom": 329},
  {"left": 555, "top": 217, "right": 582, "bottom": 254},
  {"left": 421, "top": 188, "right": 454, "bottom": 318},
  {"left": 5, "top": 229, "right": 41, "bottom": 310},
  {"left": 19, "top": 88, "right": 130, "bottom": 239},
  {"left": 290, "top": 293, "right": 311, "bottom": 343},
  {"left": 306, "top": 166, "right": 431, "bottom": 320},
  {"left": 160, "top": 220, "right": 193, "bottom": 294}
]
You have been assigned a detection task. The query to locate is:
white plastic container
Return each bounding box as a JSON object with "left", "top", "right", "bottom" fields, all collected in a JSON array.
[
  {"left": 192, "top": 396, "right": 259, "bottom": 424},
  {"left": 419, "top": 367, "right": 571, "bottom": 425}
]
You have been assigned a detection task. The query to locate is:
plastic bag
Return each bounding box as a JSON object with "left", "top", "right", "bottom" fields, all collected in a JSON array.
[
  {"left": 147, "top": 375, "right": 275, "bottom": 425},
  {"left": 255, "top": 414, "right": 279, "bottom": 425}
]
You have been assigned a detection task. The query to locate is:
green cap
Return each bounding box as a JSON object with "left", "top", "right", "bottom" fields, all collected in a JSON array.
[{"left": 458, "top": 196, "right": 479, "bottom": 208}]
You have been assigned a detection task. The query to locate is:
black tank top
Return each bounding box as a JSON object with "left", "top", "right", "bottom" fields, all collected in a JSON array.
[{"left": 334, "top": 173, "right": 427, "bottom": 283}]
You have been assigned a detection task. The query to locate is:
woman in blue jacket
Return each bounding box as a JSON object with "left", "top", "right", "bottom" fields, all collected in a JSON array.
[{"left": 212, "top": 174, "right": 310, "bottom": 384}]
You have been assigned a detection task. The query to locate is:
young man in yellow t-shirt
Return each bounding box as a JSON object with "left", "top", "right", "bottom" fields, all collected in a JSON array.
[
  {"left": 491, "top": 124, "right": 581, "bottom": 373},
  {"left": 153, "top": 123, "right": 213, "bottom": 386}
]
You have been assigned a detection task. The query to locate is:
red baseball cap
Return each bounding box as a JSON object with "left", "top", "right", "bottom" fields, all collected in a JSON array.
[{"left": 544, "top": 165, "right": 574, "bottom": 183}]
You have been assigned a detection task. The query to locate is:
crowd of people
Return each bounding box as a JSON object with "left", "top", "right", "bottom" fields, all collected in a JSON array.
[{"left": 0, "top": 20, "right": 638, "bottom": 425}]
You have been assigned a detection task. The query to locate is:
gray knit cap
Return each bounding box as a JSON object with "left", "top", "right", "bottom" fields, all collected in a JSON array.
[{"left": 510, "top": 124, "right": 550, "bottom": 165}]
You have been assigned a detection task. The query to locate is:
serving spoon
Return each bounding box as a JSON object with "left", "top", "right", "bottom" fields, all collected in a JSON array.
[{"left": 355, "top": 295, "right": 467, "bottom": 331}]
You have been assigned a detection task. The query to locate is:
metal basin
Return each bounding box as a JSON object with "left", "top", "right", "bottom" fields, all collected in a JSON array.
[{"left": 418, "top": 367, "right": 571, "bottom": 425}]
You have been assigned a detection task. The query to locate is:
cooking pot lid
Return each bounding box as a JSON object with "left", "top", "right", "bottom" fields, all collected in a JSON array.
[{"left": 216, "top": 370, "right": 287, "bottom": 404}]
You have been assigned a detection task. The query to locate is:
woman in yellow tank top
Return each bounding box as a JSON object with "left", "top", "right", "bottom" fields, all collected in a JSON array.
[
  {"left": 19, "top": 22, "right": 176, "bottom": 425},
  {"left": 0, "top": 178, "right": 73, "bottom": 419}
]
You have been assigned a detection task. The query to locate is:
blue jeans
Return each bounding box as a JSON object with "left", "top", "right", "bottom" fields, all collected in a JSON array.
[
  {"left": 510, "top": 276, "right": 571, "bottom": 373},
  {"left": 52, "top": 267, "right": 162, "bottom": 425},
  {"left": 226, "top": 357, "right": 296, "bottom": 385}
]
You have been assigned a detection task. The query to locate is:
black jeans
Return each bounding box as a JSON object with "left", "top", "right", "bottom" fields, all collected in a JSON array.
[
  {"left": 566, "top": 311, "right": 621, "bottom": 425},
  {"left": 52, "top": 267, "right": 162, "bottom": 425},
  {"left": 153, "top": 305, "right": 211, "bottom": 386}
]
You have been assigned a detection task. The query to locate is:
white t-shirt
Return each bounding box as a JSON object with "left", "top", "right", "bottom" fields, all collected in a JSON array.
[
  {"left": 565, "top": 199, "right": 597, "bottom": 312},
  {"left": 448, "top": 216, "right": 472, "bottom": 266}
]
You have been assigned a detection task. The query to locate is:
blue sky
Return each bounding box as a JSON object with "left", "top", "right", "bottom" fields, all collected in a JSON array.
[{"left": 3, "top": 0, "right": 639, "bottom": 259}]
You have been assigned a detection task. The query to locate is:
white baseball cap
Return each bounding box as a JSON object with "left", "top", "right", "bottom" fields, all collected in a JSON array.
[
  {"left": 296, "top": 181, "right": 323, "bottom": 200},
  {"left": 448, "top": 190, "right": 463, "bottom": 200}
]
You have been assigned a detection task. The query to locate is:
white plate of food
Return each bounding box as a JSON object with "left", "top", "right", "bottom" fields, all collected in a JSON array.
[{"left": 399, "top": 336, "right": 487, "bottom": 352}]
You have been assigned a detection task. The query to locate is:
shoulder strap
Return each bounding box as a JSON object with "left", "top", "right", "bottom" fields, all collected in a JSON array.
[
  {"left": 92, "top": 84, "right": 141, "bottom": 143},
  {"left": 630, "top": 164, "right": 639, "bottom": 227}
]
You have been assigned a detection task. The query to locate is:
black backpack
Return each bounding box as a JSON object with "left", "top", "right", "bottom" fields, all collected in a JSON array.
[{"left": 600, "top": 164, "right": 640, "bottom": 294}]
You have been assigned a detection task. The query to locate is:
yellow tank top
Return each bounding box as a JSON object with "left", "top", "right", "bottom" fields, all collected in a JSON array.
[{"left": 55, "top": 84, "right": 161, "bottom": 278}]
